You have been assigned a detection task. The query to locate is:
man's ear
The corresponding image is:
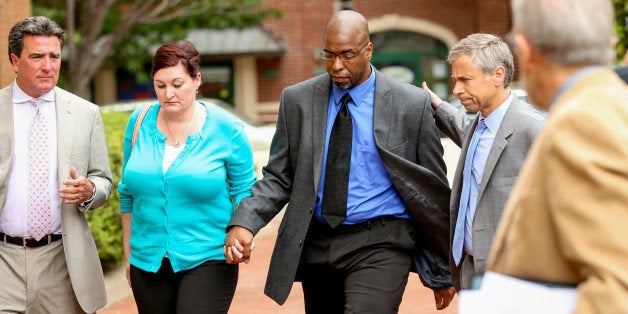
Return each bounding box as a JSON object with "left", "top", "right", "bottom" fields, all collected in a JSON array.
[
  {"left": 515, "top": 33, "right": 534, "bottom": 65},
  {"left": 493, "top": 66, "right": 506, "bottom": 87},
  {"left": 10, "top": 53, "right": 19, "bottom": 73}
]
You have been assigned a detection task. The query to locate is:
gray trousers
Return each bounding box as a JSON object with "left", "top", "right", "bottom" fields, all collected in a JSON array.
[{"left": 300, "top": 217, "right": 415, "bottom": 314}]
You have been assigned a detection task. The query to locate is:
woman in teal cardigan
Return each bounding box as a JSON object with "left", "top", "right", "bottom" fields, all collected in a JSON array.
[{"left": 118, "top": 40, "right": 256, "bottom": 313}]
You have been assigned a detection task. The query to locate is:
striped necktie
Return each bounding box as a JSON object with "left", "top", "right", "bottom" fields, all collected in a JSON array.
[{"left": 452, "top": 119, "right": 487, "bottom": 265}]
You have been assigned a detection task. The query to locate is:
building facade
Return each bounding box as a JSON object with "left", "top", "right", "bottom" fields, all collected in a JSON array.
[
  {"left": 0, "top": 0, "right": 512, "bottom": 125},
  {"left": 0, "top": 0, "right": 31, "bottom": 87},
  {"left": 215, "top": 0, "right": 512, "bottom": 123}
]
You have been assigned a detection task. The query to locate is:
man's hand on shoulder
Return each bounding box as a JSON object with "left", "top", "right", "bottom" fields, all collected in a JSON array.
[{"left": 422, "top": 82, "right": 444, "bottom": 111}]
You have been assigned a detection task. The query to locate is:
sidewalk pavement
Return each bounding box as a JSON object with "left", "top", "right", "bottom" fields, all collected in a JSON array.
[{"left": 100, "top": 139, "right": 461, "bottom": 314}]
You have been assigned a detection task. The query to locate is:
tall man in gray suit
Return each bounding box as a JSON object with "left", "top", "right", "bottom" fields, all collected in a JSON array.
[
  {"left": 422, "top": 33, "right": 544, "bottom": 291},
  {"left": 225, "top": 10, "right": 455, "bottom": 313},
  {"left": 0, "top": 17, "right": 112, "bottom": 313}
]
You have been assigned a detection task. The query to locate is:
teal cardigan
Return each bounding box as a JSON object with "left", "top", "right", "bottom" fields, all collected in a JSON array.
[{"left": 118, "top": 101, "right": 256, "bottom": 273}]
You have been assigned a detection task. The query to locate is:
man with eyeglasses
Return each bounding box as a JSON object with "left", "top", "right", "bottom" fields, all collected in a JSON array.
[{"left": 224, "top": 10, "right": 455, "bottom": 313}]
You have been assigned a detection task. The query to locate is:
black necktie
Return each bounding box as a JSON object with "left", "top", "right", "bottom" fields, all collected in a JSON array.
[{"left": 322, "top": 93, "right": 353, "bottom": 228}]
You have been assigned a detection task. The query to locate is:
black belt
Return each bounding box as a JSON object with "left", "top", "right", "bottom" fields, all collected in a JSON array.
[
  {"left": 312, "top": 215, "right": 403, "bottom": 235},
  {"left": 1, "top": 232, "right": 62, "bottom": 248}
]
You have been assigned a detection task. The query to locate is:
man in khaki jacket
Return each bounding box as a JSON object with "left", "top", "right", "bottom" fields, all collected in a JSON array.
[
  {"left": 0, "top": 17, "right": 112, "bottom": 313},
  {"left": 486, "top": 0, "right": 628, "bottom": 313}
]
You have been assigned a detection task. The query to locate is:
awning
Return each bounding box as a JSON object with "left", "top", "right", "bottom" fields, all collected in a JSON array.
[{"left": 186, "top": 27, "right": 284, "bottom": 57}]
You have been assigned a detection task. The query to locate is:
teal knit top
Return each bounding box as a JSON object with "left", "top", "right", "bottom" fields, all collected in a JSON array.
[{"left": 118, "top": 101, "right": 256, "bottom": 273}]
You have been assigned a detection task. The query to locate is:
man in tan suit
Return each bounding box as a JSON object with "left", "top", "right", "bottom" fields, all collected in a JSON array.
[
  {"left": 0, "top": 17, "right": 112, "bottom": 313},
  {"left": 487, "top": 0, "right": 628, "bottom": 313}
]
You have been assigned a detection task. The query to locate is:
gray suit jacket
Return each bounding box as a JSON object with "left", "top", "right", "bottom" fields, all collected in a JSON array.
[
  {"left": 229, "top": 70, "right": 452, "bottom": 304},
  {"left": 0, "top": 84, "right": 113, "bottom": 313},
  {"left": 434, "top": 96, "right": 544, "bottom": 290}
]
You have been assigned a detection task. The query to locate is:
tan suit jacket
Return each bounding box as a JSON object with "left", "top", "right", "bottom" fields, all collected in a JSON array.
[
  {"left": 0, "top": 84, "right": 113, "bottom": 313},
  {"left": 487, "top": 69, "right": 628, "bottom": 313}
]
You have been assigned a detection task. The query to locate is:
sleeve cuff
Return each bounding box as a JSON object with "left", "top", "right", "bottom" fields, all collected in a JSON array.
[{"left": 79, "top": 180, "right": 96, "bottom": 207}]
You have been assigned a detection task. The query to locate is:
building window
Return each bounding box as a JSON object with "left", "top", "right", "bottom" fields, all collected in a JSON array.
[{"left": 371, "top": 31, "right": 450, "bottom": 99}]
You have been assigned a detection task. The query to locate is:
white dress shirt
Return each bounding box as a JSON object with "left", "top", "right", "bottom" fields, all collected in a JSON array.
[{"left": 0, "top": 83, "right": 61, "bottom": 237}]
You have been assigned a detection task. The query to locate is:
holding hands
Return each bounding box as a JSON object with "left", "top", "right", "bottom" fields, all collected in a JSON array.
[{"left": 224, "top": 226, "right": 255, "bottom": 264}]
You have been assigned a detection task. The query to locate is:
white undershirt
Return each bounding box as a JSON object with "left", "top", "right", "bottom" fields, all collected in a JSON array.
[
  {"left": 0, "top": 83, "right": 61, "bottom": 237},
  {"left": 163, "top": 144, "right": 185, "bottom": 173}
]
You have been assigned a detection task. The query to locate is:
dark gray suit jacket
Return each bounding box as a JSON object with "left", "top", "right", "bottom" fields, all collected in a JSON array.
[
  {"left": 229, "top": 70, "right": 452, "bottom": 304},
  {"left": 435, "top": 96, "right": 545, "bottom": 290}
]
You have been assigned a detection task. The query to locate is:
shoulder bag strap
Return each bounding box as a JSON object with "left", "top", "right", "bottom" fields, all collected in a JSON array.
[{"left": 132, "top": 104, "right": 153, "bottom": 148}]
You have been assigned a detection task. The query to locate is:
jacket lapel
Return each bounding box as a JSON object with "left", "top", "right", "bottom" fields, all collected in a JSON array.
[
  {"left": 373, "top": 71, "right": 392, "bottom": 150},
  {"left": 0, "top": 85, "right": 14, "bottom": 209},
  {"left": 312, "top": 76, "right": 332, "bottom": 193},
  {"left": 477, "top": 98, "right": 519, "bottom": 199},
  {"left": 55, "top": 87, "right": 73, "bottom": 186}
]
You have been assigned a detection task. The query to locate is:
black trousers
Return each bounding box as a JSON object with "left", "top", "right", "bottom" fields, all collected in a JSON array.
[
  {"left": 300, "top": 216, "right": 415, "bottom": 314},
  {"left": 130, "top": 258, "right": 238, "bottom": 314}
]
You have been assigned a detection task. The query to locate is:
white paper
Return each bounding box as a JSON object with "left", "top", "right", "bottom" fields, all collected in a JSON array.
[{"left": 459, "top": 271, "right": 577, "bottom": 314}]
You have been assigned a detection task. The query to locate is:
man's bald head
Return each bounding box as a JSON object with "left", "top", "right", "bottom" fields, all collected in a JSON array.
[
  {"left": 322, "top": 10, "right": 373, "bottom": 89},
  {"left": 324, "top": 10, "right": 370, "bottom": 44}
]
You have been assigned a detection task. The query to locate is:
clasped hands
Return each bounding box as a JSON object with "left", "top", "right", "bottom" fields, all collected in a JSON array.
[{"left": 224, "top": 226, "right": 255, "bottom": 264}]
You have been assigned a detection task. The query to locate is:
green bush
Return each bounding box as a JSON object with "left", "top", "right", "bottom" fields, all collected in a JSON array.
[{"left": 86, "top": 110, "right": 131, "bottom": 271}]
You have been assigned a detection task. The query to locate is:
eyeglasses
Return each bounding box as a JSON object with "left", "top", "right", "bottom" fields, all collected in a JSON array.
[{"left": 320, "top": 43, "right": 368, "bottom": 62}]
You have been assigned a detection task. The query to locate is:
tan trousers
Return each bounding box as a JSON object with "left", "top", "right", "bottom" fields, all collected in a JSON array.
[{"left": 0, "top": 240, "right": 82, "bottom": 314}]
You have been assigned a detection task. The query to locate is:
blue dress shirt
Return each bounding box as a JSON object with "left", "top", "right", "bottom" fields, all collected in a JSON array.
[
  {"left": 464, "top": 93, "right": 513, "bottom": 255},
  {"left": 315, "top": 67, "right": 408, "bottom": 225}
]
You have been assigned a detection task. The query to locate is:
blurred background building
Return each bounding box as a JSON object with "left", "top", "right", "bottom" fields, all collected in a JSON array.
[
  {"left": 0, "top": 0, "right": 512, "bottom": 124},
  {"left": 0, "top": 1, "right": 31, "bottom": 88}
]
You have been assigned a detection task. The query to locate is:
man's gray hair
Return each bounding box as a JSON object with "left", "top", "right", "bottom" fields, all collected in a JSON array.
[
  {"left": 447, "top": 33, "right": 514, "bottom": 88},
  {"left": 511, "top": 0, "right": 615, "bottom": 66},
  {"left": 8, "top": 16, "right": 64, "bottom": 63}
]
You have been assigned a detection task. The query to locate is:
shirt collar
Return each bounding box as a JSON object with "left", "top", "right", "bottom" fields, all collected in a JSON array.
[
  {"left": 479, "top": 91, "right": 513, "bottom": 134},
  {"left": 332, "top": 64, "right": 376, "bottom": 107},
  {"left": 12, "top": 81, "right": 55, "bottom": 104},
  {"left": 550, "top": 66, "right": 605, "bottom": 107}
]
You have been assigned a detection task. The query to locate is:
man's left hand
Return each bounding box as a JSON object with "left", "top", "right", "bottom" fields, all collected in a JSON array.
[
  {"left": 433, "top": 286, "right": 456, "bottom": 310},
  {"left": 59, "top": 167, "right": 94, "bottom": 204}
]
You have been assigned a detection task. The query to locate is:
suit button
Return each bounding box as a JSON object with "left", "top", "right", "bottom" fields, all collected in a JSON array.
[
  {"left": 309, "top": 208, "right": 313, "bottom": 214},
  {"left": 298, "top": 240, "right": 303, "bottom": 247}
]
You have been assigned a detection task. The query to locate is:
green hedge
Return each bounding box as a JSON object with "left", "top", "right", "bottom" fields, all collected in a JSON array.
[{"left": 86, "top": 110, "right": 131, "bottom": 271}]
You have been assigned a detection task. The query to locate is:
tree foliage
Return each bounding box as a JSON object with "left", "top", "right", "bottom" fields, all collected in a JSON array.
[{"left": 33, "top": 0, "right": 281, "bottom": 99}]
